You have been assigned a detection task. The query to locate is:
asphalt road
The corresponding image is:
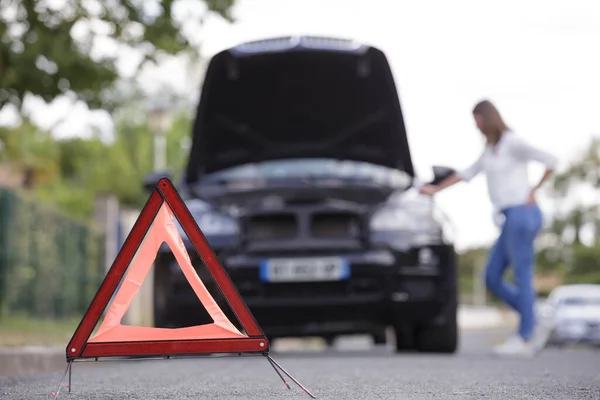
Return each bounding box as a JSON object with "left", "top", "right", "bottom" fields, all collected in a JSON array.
[{"left": 2, "top": 329, "right": 599, "bottom": 400}]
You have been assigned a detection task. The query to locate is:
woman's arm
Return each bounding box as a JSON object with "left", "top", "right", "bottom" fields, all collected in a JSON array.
[
  {"left": 435, "top": 173, "right": 464, "bottom": 191},
  {"left": 527, "top": 167, "right": 554, "bottom": 203},
  {"left": 420, "top": 152, "right": 485, "bottom": 195},
  {"left": 533, "top": 168, "right": 554, "bottom": 192},
  {"left": 509, "top": 134, "right": 558, "bottom": 172},
  {"left": 419, "top": 174, "right": 463, "bottom": 195},
  {"left": 508, "top": 134, "right": 558, "bottom": 200}
]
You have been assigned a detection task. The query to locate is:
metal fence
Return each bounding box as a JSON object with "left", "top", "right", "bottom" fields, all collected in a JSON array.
[{"left": 0, "top": 188, "right": 105, "bottom": 319}]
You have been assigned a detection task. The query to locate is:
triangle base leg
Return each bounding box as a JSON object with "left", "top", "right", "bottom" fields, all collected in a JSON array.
[
  {"left": 50, "top": 361, "right": 72, "bottom": 399},
  {"left": 68, "top": 361, "right": 72, "bottom": 392},
  {"left": 265, "top": 355, "right": 316, "bottom": 399},
  {"left": 266, "top": 355, "right": 291, "bottom": 390}
]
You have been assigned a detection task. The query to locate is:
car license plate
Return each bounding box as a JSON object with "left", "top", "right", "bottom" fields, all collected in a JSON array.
[{"left": 260, "top": 257, "right": 350, "bottom": 283}]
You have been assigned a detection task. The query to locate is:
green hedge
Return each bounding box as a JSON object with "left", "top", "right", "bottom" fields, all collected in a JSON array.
[{"left": 0, "top": 188, "right": 104, "bottom": 319}]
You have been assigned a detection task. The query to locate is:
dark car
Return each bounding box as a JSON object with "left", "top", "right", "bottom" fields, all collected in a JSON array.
[{"left": 144, "top": 36, "right": 459, "bottom": 354}]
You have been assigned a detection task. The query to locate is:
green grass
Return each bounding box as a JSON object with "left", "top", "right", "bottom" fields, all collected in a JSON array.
[{"left": 0, "top": 315, "right": 81, "bottom": 347}]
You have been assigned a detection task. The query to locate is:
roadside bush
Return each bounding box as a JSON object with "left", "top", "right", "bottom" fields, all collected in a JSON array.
[{"left": 569, "top": 245, "right": 600, "bottom": 276}]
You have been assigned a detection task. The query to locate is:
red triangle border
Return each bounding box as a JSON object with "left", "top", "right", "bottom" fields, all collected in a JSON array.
[{"left": 66, "top": 178, "right": 268, "bottom": 360}]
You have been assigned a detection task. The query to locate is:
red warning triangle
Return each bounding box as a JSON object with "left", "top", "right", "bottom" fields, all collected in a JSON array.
[{"left": 66, "top": 178, "right": 268, "bottom": 360}]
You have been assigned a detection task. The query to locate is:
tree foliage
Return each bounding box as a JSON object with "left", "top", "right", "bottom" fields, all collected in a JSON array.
[
  {"left": 0, "top": 0, "right": 235, "bottom": 112},
  {"left": 0, "top": 112, "right": 192, "bottom": 218},
  {"left": 534, "top": 137, "right": 600, "bottom": 274}
]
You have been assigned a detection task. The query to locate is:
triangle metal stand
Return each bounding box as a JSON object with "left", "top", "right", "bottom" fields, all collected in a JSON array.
[
  {"left": 50, "top": 361, "right": 72, "bottom": 398},
  {"left": 51, "top": 354, "right": 316, "bottom": 399},
  {"left": 265, "top": 354, "right": 316, "bottom": 398}
]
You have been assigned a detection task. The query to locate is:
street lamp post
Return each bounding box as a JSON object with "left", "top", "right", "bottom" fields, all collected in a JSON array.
[{"left": 148, "top": 105, "right": 173, "bottom": 172}]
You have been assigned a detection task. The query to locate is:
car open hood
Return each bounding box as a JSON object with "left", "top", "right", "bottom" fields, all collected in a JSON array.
[{"left": 183, "top": 36, "right": 415, "bottom": 185}]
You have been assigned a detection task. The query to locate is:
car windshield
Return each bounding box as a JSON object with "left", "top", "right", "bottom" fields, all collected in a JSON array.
[{"left": 200, "top": 158, "right": 413, "bottom": 188}]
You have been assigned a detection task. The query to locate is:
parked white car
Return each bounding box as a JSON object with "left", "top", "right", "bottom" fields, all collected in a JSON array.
[{"left": 544, "top": 284, "right": 600, "bottom": 346}]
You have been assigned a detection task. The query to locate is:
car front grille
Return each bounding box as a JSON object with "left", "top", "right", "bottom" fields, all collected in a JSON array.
[
  {"left": 243, "top": 210, "right": 363, "bottom": 243},
  {"left": 310, "top": 212, "right": 360, "bottom": 238},
  {"left": 245, "top": 213, "right": 298, "bottom": 240}
]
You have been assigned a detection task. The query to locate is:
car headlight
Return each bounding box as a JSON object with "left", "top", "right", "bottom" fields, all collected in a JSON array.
[
  {"left": 175, "top": 200, "right": 239, "bottom": 237},
  {"left": 369, "top": 189, "right": 455, "bottom": 245},
  {"left": 369, "top": 206, "right": 440, "bottom": 232}
]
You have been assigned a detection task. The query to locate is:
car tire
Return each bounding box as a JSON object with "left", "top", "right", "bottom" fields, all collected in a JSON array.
[
  {"left": 415, "top": 319, "right": 458, "bottom": 353},
  {"left": 373, "top": 332, "right": 387, "bottom": 346},
  {"left": 415, "top": 297, "right": 458, "bottom": 354},
  {"left": 394, "top": 325, "right": 416, "bottom": 352},
  {"left": 153, "top": 262, "right": 173, "bottom": 328}
]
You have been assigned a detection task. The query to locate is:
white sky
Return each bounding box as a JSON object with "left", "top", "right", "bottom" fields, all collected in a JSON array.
[{"left": 2, "top": 0, "right": 599, "bottom": 250}]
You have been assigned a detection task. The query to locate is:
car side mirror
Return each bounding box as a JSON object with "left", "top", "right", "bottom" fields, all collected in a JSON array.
[
  {"left": 430, "top": 165, "right": 456, "bottom": 186},
  {"left": 143, "top": 171, "right": 172, "bottom": 192}
]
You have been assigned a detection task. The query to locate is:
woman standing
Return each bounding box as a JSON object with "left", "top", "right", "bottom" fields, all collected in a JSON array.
[{"left": 419, "top": 100, "right": 558, "bottom": 356}]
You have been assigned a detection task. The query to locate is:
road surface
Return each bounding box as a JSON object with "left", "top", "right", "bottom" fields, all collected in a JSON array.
[{"left": 1, "top": 329, "right": 599, "bottom": 400}]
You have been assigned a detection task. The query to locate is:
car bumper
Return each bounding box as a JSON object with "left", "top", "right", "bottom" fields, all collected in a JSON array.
[
  {"left": 551, "top": 322, "right": 600, "bottom": 344},
  {"left": 158, "top": 244, "right": 456, "bottom": 333}
]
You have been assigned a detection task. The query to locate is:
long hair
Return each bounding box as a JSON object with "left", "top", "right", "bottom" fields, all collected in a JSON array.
[{"left": 472, "top": 100, "right": 509, "bottom": 145}]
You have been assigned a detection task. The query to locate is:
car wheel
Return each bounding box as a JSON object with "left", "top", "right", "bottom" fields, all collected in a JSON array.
[
  {"left": 372, "top": 331, "right": 387, "bottom": 346},
  {"left": 323, "top": 336, "right": 336, "bottom": 347},
  {"left": 394, "top": 325, "right": 416, "bottom": 352},
  {"left": 415, "top": 320, "right": 458, "bottom": 353},
  {"left": 415, "top": 299, "right": 458, "bottom": 354}
]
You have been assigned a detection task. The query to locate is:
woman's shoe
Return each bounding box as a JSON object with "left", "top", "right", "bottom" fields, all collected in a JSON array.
[{"left": 491, "top": 335, "right": 535, "bottom": 357}]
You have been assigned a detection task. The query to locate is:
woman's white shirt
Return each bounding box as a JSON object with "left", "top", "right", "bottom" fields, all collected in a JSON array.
[{"left": 457, "top": 130, "right": 558, "bottom": 211}]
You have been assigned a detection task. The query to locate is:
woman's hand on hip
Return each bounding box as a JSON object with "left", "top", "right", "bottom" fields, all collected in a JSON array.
[
  {"left": 527, "top": 189, "right": 537, "bottom": 204},
  {"left": 419, "top": 184, "right": 438, "bottom": 196}
]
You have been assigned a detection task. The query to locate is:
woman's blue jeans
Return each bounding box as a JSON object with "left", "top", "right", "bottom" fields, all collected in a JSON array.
[{"left": 484, "top": 204, "right": 543, "bottom": 340}]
